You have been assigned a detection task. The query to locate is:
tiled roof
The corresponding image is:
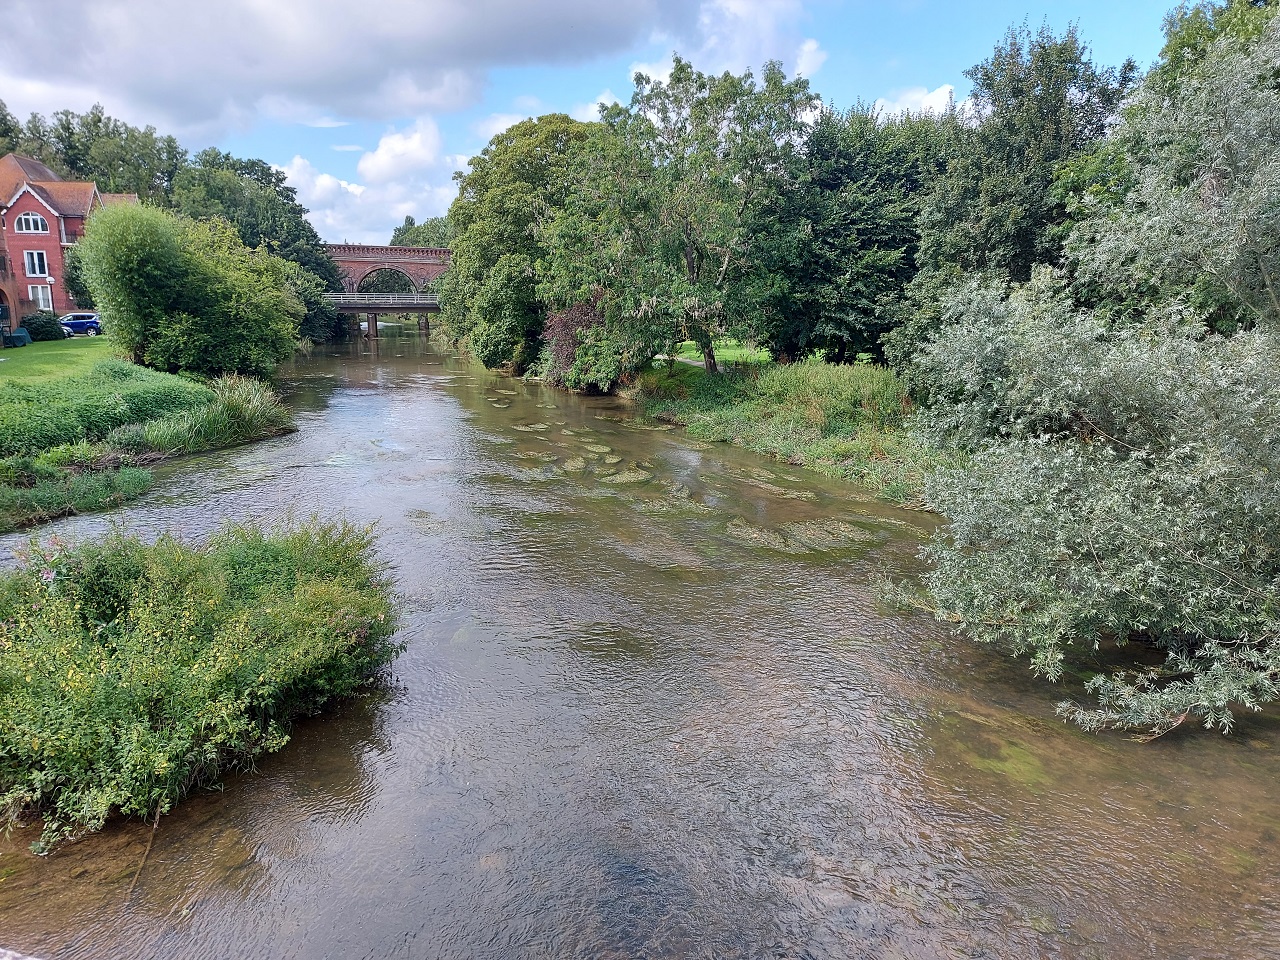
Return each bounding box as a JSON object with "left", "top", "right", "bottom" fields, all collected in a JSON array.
[
  {"left": 30, "top": 181, "right": 98, "bottom": 217},
  {"left": 0, "top": 154, "right": 63, "bottom": 206},
  {"left": 0, "top": 153, "right": 107, "bottom": 217}
]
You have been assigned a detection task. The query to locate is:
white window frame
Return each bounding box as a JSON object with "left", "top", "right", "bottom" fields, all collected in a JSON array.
[
  {"left": 24, "top": 250, "right": 47, "bottom": 277},
  {"left": 28, "top": 284, "right": 52, "bottom": 310},
  {"left": 14, "top": 212, "right": 49, "bottom": 233}
]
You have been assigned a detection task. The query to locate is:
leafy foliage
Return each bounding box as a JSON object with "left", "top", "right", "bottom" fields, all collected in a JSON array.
[
  {"left": 390, "top": 215, "right": 450, "bottom": 248},
  {"left": 78, "top": 205, "right": 304, "bottom": 377},
  {"left": 916, "top": 276, "right": 1280, "bottom": 735},
  {"left": 20, "top": 311, "right": 67, "bottom": 343},
  {"left": 1067, "top": 18, "right": 1280, "bottom": 331},
  {"left": 542, "top": 58, "right": 817, "bottom": 373},
  {"left": 0, "top": 520, "right": 399, "bottom": 850},
  {"left": 440, "top": 114, "right": 594, "bottom": 371}
]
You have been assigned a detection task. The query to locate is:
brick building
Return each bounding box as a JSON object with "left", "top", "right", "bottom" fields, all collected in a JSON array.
[{"left": 0, "top": 154, "right": 136, "bottom": 332}]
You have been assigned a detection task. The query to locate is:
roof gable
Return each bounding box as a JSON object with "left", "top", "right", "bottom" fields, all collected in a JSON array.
[
  {"left": 0, "top": 154, "right": 62, "bottom": 208},
  {"left": 5, "top": 182, "right": 61, "bottom": 219}
]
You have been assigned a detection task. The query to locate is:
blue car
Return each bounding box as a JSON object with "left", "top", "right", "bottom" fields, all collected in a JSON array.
[{"left": 59, "top": 312, "right": 102, "bottom": 336}]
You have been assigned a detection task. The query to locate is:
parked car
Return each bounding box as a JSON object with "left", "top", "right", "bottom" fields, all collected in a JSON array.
[
  {"left": 61, "top": 324, "right": 75, "bottom": 338},
  {"left": 59, "top": 312, "right": 102, "bottom": 336}
]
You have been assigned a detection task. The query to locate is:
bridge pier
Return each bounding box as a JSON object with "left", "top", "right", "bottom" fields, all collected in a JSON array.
[{"left": 367, "top": 312, "right": 378, "bottom": 339}]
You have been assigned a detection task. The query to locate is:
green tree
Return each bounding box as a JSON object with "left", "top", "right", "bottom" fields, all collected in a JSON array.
[
  {"left": 764, "top": 106, "right": 954, "bottom": 362},
  {"left": 0, "top": 100, "right": 20, "bottom": 156},
  {"left": 390, "top": 215, "right": 450, "bottom": 247},
  {"left": 14, "top": 104, "right": 186, "bottom": 202},
  {"left": 440, "top": 114, "right": 594, "bottom": 372},
  {"left": 79, "top": 205, "right": 303, "bottom": 377},
  {"left": 883, "top": 24, "right": 1136, "bottom": 371},
  {"left": 1149, "top": 0, "right": 1279, "bottom": 92},
  {"left": 174, "top": 148, "right": 344, "bottom": 339},
  {"left": 542, "top": 56, "right": 817, "bottom": 374},
  {"left": 1067, "top": 13, "right": 1280, "bottom": 331}
]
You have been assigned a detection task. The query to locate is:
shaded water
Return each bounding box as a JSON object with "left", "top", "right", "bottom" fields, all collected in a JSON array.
[{"left": 2, "top": 333, "right": 1278, "bottom": 959}]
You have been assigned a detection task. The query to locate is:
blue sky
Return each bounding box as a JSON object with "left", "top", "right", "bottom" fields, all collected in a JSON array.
[{"left": 3, "top": 0, "right": 1176, "bottom": 243}]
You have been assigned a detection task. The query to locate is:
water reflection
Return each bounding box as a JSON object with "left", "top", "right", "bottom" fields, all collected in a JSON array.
[{"left": 0, "top": 334, "right": 1277, "bottom": 960}]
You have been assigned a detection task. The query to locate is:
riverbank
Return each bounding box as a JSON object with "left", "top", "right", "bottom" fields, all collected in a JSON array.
[
  {"left": 631, "top": 359, "right": 937, "bottom": 507},
  {"left": 0, "top": 520, "right": 399, "bottom": 852},
  {"left": 0, "top": 341, "right": 295, "bottom": 533}
]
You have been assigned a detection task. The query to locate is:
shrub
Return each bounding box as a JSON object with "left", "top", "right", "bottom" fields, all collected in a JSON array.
[
  {"left": 0, "top": 521, "right": 400, "bottom": 850},
  {"left": 914, "top": 274, "right": 1280, "bottom": 736},
  {"left": 21, "top": 311, "right": 67, "bottom": 342}
]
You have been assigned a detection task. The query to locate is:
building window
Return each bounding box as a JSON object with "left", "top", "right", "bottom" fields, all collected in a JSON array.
[
  {"left": 24, "top": 250, "right": 47, "bottom": 277},
  {"left": 15, "top": 212, "right": 50, "bottom": 233},
  {"left": 28, "top": 284, "right": 52, "bottom": 310}
]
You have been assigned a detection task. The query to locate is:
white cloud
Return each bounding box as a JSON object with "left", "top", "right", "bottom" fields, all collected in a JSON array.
[
  {"left": 331, "top": 144, "right": 365, "bottom": 152},
  {"left": 874, "top": 84, "right": 956, "bottom": 116},
  {"left": 794, "top": 38, "right": 826, "bottom": 78},
  {"left": 304, "top": 117, "right": 349, "bottom": 128},
  {"left": 356, "top": 119, "right": 443, "bottom": 183},
  {"left": 0, "top": 0, "right": 705, "bottom": 136},
  {"left": 570, "top": 89, "right": 621, "bottom": 121},
  {"left": 471, "top": 113, "right": 528, "bottom": 141},
  {"left": 629, "top": 56, "right": 675, "bottom": 85},
  {"left": 282, "top": 153, "right": 460, "bottom": 244}
]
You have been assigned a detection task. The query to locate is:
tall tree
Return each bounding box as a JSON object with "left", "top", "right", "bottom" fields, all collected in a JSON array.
[
  {"left": 440, "top": 114, "right": 593, "bottom": 371},
  {"left": 13, "top": 104, "right": 186, "bottom": 202},
  {"left": 173, "top": 149, "right": 343, "bottom": 340},
  {"left": 762, "top": 106, "right": 955, "bottom": 362},
  {"left": 917, "top": 24, "right": 1137, "bottom": 285},
  {"left": 390, "top": 215, "right": 450, "bottom": 248},
  {"left": 1069, "top": 15, "right": 1280, "bottom": 331},
  {"left": 542, "top": 56, "right": 817, "bottom": 373}
]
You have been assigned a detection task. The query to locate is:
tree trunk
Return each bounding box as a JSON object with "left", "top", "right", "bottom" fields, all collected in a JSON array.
[{"left": 702, "top": 343, "right": 718, "bottom": 373}]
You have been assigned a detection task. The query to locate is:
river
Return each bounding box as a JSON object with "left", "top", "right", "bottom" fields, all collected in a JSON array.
[{"left": 1, "top": 332, "right": 1278, "bottom": 960}]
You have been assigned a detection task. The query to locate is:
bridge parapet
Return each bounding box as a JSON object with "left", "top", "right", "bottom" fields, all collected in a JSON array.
[
  {"left": 325, "top": 243, "right": 452, "bottom": 293},
  {"left": 323, "top": 291, "right": 440, "bottom": 313}
]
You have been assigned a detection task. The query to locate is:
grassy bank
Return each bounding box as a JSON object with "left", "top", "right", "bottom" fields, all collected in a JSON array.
[
  {"left": 0, "top": 351, "right": 294, "bottom": 532},
  {"left": 0, "top": 521, "right": 399, "bottom": 851},
  {"left": 0, "top": 336, "right": 114, "bottom": 380},
  {"left": 633, "top": 359, "right": 937, "bottom": 506}
]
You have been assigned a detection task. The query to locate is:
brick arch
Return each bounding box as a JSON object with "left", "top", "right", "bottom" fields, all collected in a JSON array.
[
  {"left": 353, "top": 265, "right": 418, "bottom": 291},
  {"left": 326, "top": 243, "right": 451, "bottom": 294}
]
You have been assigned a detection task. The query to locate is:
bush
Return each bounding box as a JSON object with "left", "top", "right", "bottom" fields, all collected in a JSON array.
[
  {"left": 20, "top": 311, "right": 67, "bottom": 342},
  {"left": 914, "top": 274, "right": 1280, "bottom": 736},
  {"left": 78, "top": 205, "right": 304, "bottom": 377},
  {"left": 0, "top": 521, "right": 400, "bottom": 850}
]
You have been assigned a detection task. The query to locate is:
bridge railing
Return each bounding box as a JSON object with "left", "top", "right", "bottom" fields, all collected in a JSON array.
[{"left": 323, "top": 293, "right": 440, "bottom": 306}]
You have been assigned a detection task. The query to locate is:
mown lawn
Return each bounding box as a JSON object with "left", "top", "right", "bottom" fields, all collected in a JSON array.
[
  {"left": 0, "top": 336, "right": 115, "bottom": 381},
  {"left": 673, "top": 338, "right": 772, "bottom": 365}
]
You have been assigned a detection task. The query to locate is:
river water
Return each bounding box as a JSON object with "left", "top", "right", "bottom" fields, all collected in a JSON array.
[{"left": 1, "top": 333, "right": 1278, "bottom": 960}]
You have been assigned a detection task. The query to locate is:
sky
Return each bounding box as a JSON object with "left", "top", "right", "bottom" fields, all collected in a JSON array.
[{"left": 1, "top": 0, "right": 1177, "bottom": 244}]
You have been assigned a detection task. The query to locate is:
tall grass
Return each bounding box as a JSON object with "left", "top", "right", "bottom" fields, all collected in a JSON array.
[
  {"left": 108, "top": 375, "right": 295, "bottom": 455},
  {"left": 0, "top": 520, "right": 400, "bottom": 851},
  {"left": 0, "top": 359, "right": 213, "bottom": 456},
  {"left": 0, "top": 370, "right": 296, "bottom": 533},
  {"left": 635, "top": 359, "right": 937, "bottom": 505}
]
